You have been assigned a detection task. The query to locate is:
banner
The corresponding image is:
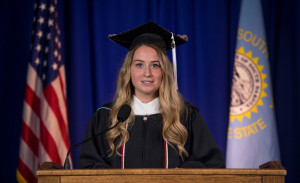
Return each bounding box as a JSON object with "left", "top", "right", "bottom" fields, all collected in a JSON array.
[
  {"left": 17, "top": 0, "right": 71, "bottom": 182},
  {"left": 226, "top": 0, "right": 280, "bottom": 168}
]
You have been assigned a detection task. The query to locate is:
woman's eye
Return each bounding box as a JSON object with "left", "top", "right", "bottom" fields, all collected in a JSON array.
[
  {"left": 136, "top": 63, "right": 143, "bottom": 68},
  {"left": 151, "top": 64, "right": 160, "bottom": 68}
]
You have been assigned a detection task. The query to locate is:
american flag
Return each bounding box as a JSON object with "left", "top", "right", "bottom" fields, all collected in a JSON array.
[{"left": 17, "top": 0, "right": 71, "bottom": 182}]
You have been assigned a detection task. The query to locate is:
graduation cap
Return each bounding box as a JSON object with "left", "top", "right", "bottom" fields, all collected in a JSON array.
[
  {"left": 108, "top": 21, "right": 188, "bottom": 51},
  {"left": 108, "top": 21, "right": 188, "bottom": 89}
]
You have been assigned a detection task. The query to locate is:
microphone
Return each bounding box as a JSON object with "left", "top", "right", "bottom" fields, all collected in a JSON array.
[{"left": 63, "top": 104, "right": 131, "bottom": 169}]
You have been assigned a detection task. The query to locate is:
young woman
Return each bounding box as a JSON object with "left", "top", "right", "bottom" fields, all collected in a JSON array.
[{"left": 78, "top": 21, "right": 225, "bottom": 169}]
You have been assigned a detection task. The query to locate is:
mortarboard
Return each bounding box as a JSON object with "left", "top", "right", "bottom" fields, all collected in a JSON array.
[
  {"left": 108, "top": 21, "right": 188, "bottom": 89},
  {"left": 108, "top": 21, "right": 188, "bottom": 51}
]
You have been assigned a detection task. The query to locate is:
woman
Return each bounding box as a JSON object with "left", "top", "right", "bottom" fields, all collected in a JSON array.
[{"left": 78, "top": 21, "right": 225, "bottom": 169}]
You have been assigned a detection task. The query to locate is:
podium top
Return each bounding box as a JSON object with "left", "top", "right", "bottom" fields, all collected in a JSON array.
[
  {"left": 37, "top": 162, "right": 286, "bottom": 183},
  {"left": 37, "top": 167, "right": 287, "bottom": 176}
]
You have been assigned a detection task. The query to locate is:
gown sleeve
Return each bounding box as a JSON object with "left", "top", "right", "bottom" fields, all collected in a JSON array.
[
  {"left": 78, "top": 107, "right": 112, "bottom": 169},
  {"left": 179, "top": 104, "right": 226, "bottom": 168}
]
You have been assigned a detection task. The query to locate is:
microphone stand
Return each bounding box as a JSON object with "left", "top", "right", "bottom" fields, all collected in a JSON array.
[{"left": 63, "top": 121, "right": 121, "bottom": 169}]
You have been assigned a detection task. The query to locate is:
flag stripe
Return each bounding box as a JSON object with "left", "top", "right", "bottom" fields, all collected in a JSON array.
[
  {"left": 24, "top": 68, "right": 68, "bottom": 163},
  {"left": 40, "top": 121, "right": 62, "bottom": 165},
  {"left": 23, "top": 83, "right": 62, "bottom": 163},
  {"left": 58, "top": 68, "right": 68, "bottom": 123},
  {"left": 21, "top": 120, "right": 39, "bottom": 157},
  {"left": 52, "top": 72, "right": 68, "bottom": 126},
  {"left": 18, "top": 158, "right": 37, "bottom": 183},
  {"left": 43, "top": 84, "right": 70, "bottom": 148},
  {"left": 59, "top": 66, "right": 67, "bottom": 97},
  {"left": 26, "top": 64, "right": 40, "bottom": 96},
  {"left": 26, "top": 65, "right": 69, "bottom": 159},
  {"left": 24, "top": 82, "right": 65, "bottom": 164},
  {"left": 24, "top": 84, "right": 41, "bottom": 117},
  {"left": 19, "top": 138, "right": 38, "bottom": 172},
  {"left": 22, "top": 102, "right": 40, "bottom": 138},
  {"left": 38, "top": 141, "right": 52, "bottom": 164},
  {"left": 40, "top": 104, "right": 68, "bottom": 163}
]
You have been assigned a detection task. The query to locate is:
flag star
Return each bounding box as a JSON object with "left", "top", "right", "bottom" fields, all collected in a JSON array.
[
  {"left": 52, "top": 62, "right": 58, "bottom": 70},
  {"left": 35, "top": 58, "right": 40, "bottom": 65},
  {"left": 48, "top": 19, "right": 54, "bottom": 26},
  {"left": 49, "top": 5, "right": 55, "bottom": 13},
  {"left": 53, "top": 50, "right": 58, "bottom": 57},
  {"left": 54, "top": 0, "right": 57, "bottom": 5},
  {"left": 57, "top": 29, "right": 60, "bottom": 35},
  {"left": 33, "top": 16, "right": 36, "bottom": 22},
  {"left": 38, "top": 17, "right": 44, "bottom": 25},
  {"left": 40, "top": 3, "right": 46, "bottom": 11},
  {"left": 55, "top": 36, "right": 58, "bottom": 43},
  {"left": 45, "top": 47, "right": 49, "bottom": 53},
  {"left": 58, "top": 55, "right": 61, "bottom": 61},
  {"left": 58, "top": 42, "right": 61, "bottom": 48},
  {"left": 36, "top": 44, "right": 41, "bottom": 52},
  {"left": 42, "top": 73, "right": 46, "bottom": 80},
  {"left": 43, "top": 60, "right": 47, "bottom": 67},
  {"left": 34, "top": 3, "right": 37, "bottom": 9},
  {"left": 37, "top": 30, "right": 43, "bottom": 38},
  {"left": 32, "top": 30, "right": 35, "bottom": 36},
  {"left": 47, "top": 33, "right": 51, "bottom": 40}
]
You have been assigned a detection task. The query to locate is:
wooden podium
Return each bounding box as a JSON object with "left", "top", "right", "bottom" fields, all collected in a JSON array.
[{"left": 37, "top": 161, "right": 286, "bottom": 183}]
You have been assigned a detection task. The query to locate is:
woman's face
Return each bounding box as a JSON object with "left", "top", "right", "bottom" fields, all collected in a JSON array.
[{"left": 130, "top": 45, "right": 162, "bottom": 102}]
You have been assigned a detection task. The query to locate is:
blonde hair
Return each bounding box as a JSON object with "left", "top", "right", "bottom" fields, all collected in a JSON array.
[{"left": 106, "top": 44, "right": 188, "bottom": 158}]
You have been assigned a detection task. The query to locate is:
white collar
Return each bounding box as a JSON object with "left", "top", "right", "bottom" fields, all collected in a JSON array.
[{"left": 132, "top": 96, "right": 160, "bottom": 115}]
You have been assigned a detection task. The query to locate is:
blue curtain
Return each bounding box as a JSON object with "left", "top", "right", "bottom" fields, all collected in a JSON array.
[{"left": 0, "top": 0, "right": 299, "bottom": 183}]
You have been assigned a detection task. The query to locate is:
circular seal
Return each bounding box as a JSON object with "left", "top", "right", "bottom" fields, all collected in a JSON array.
[{"left": 230, "top": 53, "right": 262, "bottom": 115}]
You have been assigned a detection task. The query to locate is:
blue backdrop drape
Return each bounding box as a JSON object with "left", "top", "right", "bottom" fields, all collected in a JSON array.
[{"left": 0, "top": 0, "right": 299, "bottom": 183}]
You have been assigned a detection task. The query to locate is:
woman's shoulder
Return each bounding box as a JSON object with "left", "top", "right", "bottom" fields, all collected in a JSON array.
[
  {"left": 90, "top": 102, "right": 113, "bottom": 121},
  {"left": 88, "top": 102, "right": 113, "bottom": 129},
  {"left": 96, "top": 102, "right": 113, "bottom": 112}
]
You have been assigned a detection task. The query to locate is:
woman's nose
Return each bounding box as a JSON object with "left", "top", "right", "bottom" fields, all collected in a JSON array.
[{"left": 143, "top": 65, "right": 152, "bottom": 77}]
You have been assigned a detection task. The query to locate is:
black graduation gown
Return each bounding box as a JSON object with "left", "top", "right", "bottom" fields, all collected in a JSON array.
[{"left": 78, "top": 102, "right": 225, "bottom": 168}]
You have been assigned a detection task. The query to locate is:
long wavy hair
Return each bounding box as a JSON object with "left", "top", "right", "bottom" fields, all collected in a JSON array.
[{"left": 106, "top": 43, "right": 188, "bottom": 158}]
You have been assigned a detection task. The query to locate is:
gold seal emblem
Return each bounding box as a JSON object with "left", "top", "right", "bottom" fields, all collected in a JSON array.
[{"left": 230, "top": 47, "right": 268, "bottom": 122}]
